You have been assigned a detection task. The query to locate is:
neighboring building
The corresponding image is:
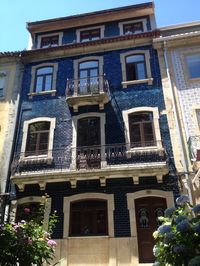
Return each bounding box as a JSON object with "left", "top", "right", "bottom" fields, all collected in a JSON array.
[
  {"left": 154, "top": 22, "right": 200, "bottom": 205},
  {"left": 10, "top": 2, "right": 178, "bottom": 265},
  {"left": 0, "top": 52, "right": 23, "bottom": 220}
]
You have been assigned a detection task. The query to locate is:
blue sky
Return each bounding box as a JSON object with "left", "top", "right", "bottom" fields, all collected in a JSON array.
[{"left": 0, "top": 0, "right": 200, "bottom": 52}]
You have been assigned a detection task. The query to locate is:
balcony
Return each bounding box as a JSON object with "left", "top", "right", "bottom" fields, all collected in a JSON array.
[
  {"left": 11, "top": 142, "right": 168, "bottom": 190},
  {"left": 66, "top": 75, "right": 109, "bottom": 112},
  {"left": 188, "top": 136, "right": 200, "bottom": 169}
]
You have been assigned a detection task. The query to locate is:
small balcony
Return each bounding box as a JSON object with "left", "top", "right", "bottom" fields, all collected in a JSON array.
[
  {"left": 188, "top": 136, "right": 200, "bottom": 169},
  {"left": 66, "top": 75, "right": 109, "bottom": 112}
]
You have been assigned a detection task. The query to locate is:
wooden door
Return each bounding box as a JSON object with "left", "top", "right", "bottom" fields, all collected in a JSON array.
[{"left": 135, "top": 197, "right": 167, "bottom": 263}]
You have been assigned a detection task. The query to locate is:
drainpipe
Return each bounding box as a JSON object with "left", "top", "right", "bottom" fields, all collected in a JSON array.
[{"left": 163, "top": 41, "right": 193, "bottom": 203}]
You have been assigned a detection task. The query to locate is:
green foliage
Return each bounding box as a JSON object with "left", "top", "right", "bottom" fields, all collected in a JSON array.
[
  {"left": 153, "top": 195, "right": 200, "bottom": 266},
  {"left": 0, "top": 195, "right": 57, "bottom": 266}
]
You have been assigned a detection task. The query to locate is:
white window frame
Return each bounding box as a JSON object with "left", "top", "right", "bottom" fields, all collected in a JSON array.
[
  {"left": 118, "top": 18, "right": 147, "bottom": 36},
  {"left": 76, "top": 25, "right": 105, "bottom": 43},
  {"left": 122, "top": 107, "right": 162, "bottom": 151},
  {"left": 37, "top": 32, "right": 63, "bottom": 49},
  {"left": 10, "top": 196, "right": 52, "bottom": 229},
  {"left": 120, "top": 50, "right": 153, "bottom": 88},
  {"left": 29, "top": 62, "right": 58, "bottom": 97},
  {"left": 70, "top": 112, "right": 106, "bottom": 169},
  {"left": 63, "top": 193, "right": 115, "bottom": 238},
  {"left": 20, "top": 117, "right": 56, "bottom": 161},
  {"left": 0, "top": 71, "right": 7, "bottom": 99}
]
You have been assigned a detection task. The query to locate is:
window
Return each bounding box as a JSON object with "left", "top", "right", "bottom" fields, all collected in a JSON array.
[
  {"left": 0, "top": 72, "right": 6, "bottom": 98},
  {"left": 120, "top": 50, "right": 152, "bottom": 87},
  {"left": 186, "top": 54, "right": 200, "bottom": 79},
  {"left": 16, "top": 202, "right": 40, "bottom": 223},
  {"left": 34, "top": 67, "right": 53, "bottom": 93},
  {"left": 78, "top": 61, "right": 99, "bottom": 94},
  {"left": 41, "top": 35, "right": 59, "bottom": 48},
  {"left": 29, "top": 63, "right": 58, "bottom": 96},
  {"left": 76, "top": 26, "right": 105, "bottom": 43},
  {"left": 21, "top": 117, "right": 56, "bottom": 160},
  {"left": 129, "top": 112, "right": 155, "bottom": 148},
  {"left": 69, "top": 200, "right": 108, "bottom": 236},
  {"left": 126, "top": 54, "right": 146, "bottom": 81},
  {"left": 37, "top": 32, "right": 63, "bottom": 49},
  {"left": 80, "top": 29, "right": 100, "bottom": 42},
  {"left": 196, "top": 110, "right": 200, "bottom": 129},
  {"left": 25, "top": 121, "right": 50, "bottom": 156},
  {"left": 123, "top": 22, "right": 143, "bottom": 35}
]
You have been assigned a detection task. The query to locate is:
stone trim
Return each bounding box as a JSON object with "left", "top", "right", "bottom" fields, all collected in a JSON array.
[
  {"left": 71, "top": 112, "right": 106, "bottom": 169},
  {"left": 120, "top": 50, "right": 152, "bottom": 88},
  {"left": 0, "top": 70, "right": 8, "bottom": 100},
  {"left": 76, "top": 25, "right": 105, "bottom": 43},
  {"left": 10, "top": 196, "right": 52, "bottom": 229},
  {"left": 118, "top": 18, "right": 147, "bottom": 36},
  {"left": 20, "top": 117, "right": 56, "bottom": 160},
  {"left": 37, "top": 32, "right": 63, "bottom": 49},
  {"left": 122, "top": 106, "right": 162, "bottom": 150},
  {"left": 63, "top": 193, "right": 115, "bottom": 238},
  {"left": 191, "top": 105, "right": 200, "bottom": 135},
  {"left": 29, "top": 62, "right": 58, "bottom": 96}
]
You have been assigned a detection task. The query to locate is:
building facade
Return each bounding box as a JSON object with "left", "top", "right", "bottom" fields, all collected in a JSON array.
[
  {"left": 0, "top": 52, "right": 23, "bottom": 221},
  {"left": 154, "top": 22, "right": 200, "bottom": 205},
  {"left": 10, "top": 3, "right": 178, "bottom": 265}
]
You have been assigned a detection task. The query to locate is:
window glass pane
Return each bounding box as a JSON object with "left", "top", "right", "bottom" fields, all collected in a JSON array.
[
  {"left": 126, "top": 54, "right": 145, "bottom": 63},
  {"left": 45, "top": 75, "right": 52, "bottom": 91},
  {"left": 137, "top": 62, "right": 146, "bottom": 79},
  {"left": 35, "top": 76, "right": 43, "bottom": 93},
  {"left": 90, "top": 69, "right": 98, "bottom": 77},
  {"left": 16, "top": 203, "right": 40, "bottom": 223},
  {"left": 124, "top": 22, "right": 143, "bottom": 34},
  {"left": 0, "top": 76, "right": 5, "bottom": 90},
  {"left": 29, "top": 122, "right": 50, "bottom": 132},
  {"left": 126, "top": 62, "right": 136, "bottom": 81},
  {"left": 186, "top": 54, "right": 200, "bottom": 78},
  {"left": 79, "top": 61, "right": 98, "bottom": 69},
  {"left": 37, "top": 67, "right": 53, "bottom": 75}
]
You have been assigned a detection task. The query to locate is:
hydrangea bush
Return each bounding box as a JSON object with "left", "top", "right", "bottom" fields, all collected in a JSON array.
[
  {"left": 153, "top": 195, "right": 200, "bottom": 266},
  {"left": 0, "top": 196, "right": 57, "bottom": 266}
]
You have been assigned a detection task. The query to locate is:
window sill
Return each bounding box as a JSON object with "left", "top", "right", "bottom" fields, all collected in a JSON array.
[
  {"left": 67, "top": 235, "right": 109, "bottom": 239},
  {"left": 122, "top": 78, "right": 153, "bottom": 88},
  {"left": 28, "top": 90, "right": 56, "bottom": 97},
  {"left": 187, "top": 77, "right": 200, "bottom": 83}
]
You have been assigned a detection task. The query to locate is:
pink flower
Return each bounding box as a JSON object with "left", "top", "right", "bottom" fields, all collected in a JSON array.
[
  {"left": 28, "top": 237, "right": 33, "bottom": 245},
  {"left": 47, "top": 239, "right": 57, "bottom": 247},
  {"left": 24, "top": 208, "right": 30, "bottom": 214}
]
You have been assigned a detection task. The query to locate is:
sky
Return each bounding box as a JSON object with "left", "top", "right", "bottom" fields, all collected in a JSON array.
[{"left": 0, "top": 0, "right": 200, "bottom": 52}]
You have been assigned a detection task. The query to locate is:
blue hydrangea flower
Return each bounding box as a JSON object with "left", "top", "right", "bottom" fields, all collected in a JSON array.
[
  {"left": 158, "top": 224, "right": 171, "bottom": 235},
  {"left": 175, "top": 215, "right": 188, "bottom": 224},
  {"left": 176, "top": 195, "right": 190, "bottom": 206},
  {"left": 193, "top": 223, "right": 200, "bottom": 233},
  {"left": 173, "top": 244, "right": 187, "bottom": 253},
  {"left": 176, "top": 220, "right": 190, "bottom": 232},
  {"left": 164, "top": 207, "right": 176, "bottom": 217},
  {"left": 164, "top": 232, "right": 176, "bottom": 243},
  {"left": 188, "top": 256, "right": 200, "bottom": 266},
  {"left": 192, "top": 204, "right": 200, "bottom": 214}
]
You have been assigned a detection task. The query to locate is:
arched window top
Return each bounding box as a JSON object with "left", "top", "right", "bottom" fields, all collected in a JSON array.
[
  {"left": 129, "top": 111, "right": 153, "bottom": 123},
  {"left": 36, "top": 66, "right": 53, "bottom": 75},
  {"left": 79, "top": 60, "right": 98, "bottom": 69},
  {"left": 126, "top": 54, "right": 145, "bottom": 63}
]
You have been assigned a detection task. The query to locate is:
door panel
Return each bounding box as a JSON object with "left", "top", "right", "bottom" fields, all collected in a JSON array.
[{"left": 135, "top": 197, "right": 166, "bottom": 263}]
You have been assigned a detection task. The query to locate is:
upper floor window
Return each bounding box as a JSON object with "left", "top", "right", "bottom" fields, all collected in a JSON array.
[
  {"left": 25, "top": 121, "right": 50, "bottom": 156},
  {"left": 29, "top": 63, "right": 58, "bottom": 96},
  {"left": 186, "top": 54, "right": 200, "bottom": 79},
  {"left": 16, "top": 202, "right": 40, "bottom": 223},
  {"left": 78, "top": 61, "right": 99, "bottom": 94},
  {"left": 69, "top": 200, "right": 108, "bottom": 236},
  {"left": 0, "top": 72, "right": 6, "bottom": 98},
  {"left": 37, "top": 32, "right": 63, "bottom": 49},
  {"left": 76, "top": 26, "right": 105, "bottom": 43},
  {"left": 80, "top": 29, "right": 100, "bottom": 42},
  {"left": 123, "top": 22, "right": 143, "bottom": 35},
  {"left": 34, "top": 67, "right": 53, "bottom": 93},
  {"left": 41, "top": 35, "right": 59, "bottom": 48},
  {"left": 128, "top": 112, "right": 155, "bottom": 148},
  {"left": 120, "top": 50, "right": 152, "bottom": 88},
  {"left": 126, "top": 54, "right": 146, "bottom": 81}
]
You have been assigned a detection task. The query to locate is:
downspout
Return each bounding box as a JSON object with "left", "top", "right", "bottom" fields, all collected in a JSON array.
[{"left": 163, "top": 41, "right": 193, "bottom": 203}]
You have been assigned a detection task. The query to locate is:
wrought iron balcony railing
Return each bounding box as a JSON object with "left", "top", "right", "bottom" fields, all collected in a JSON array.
[
  {"left": 66, "top": 75, "right": 109, "bottom": 97},
  {"left": 11, "top": 141, "right": 166, "bottom": 175},
  {"left": 188, "top": 136, "right": 200, "bottom": 161}
]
